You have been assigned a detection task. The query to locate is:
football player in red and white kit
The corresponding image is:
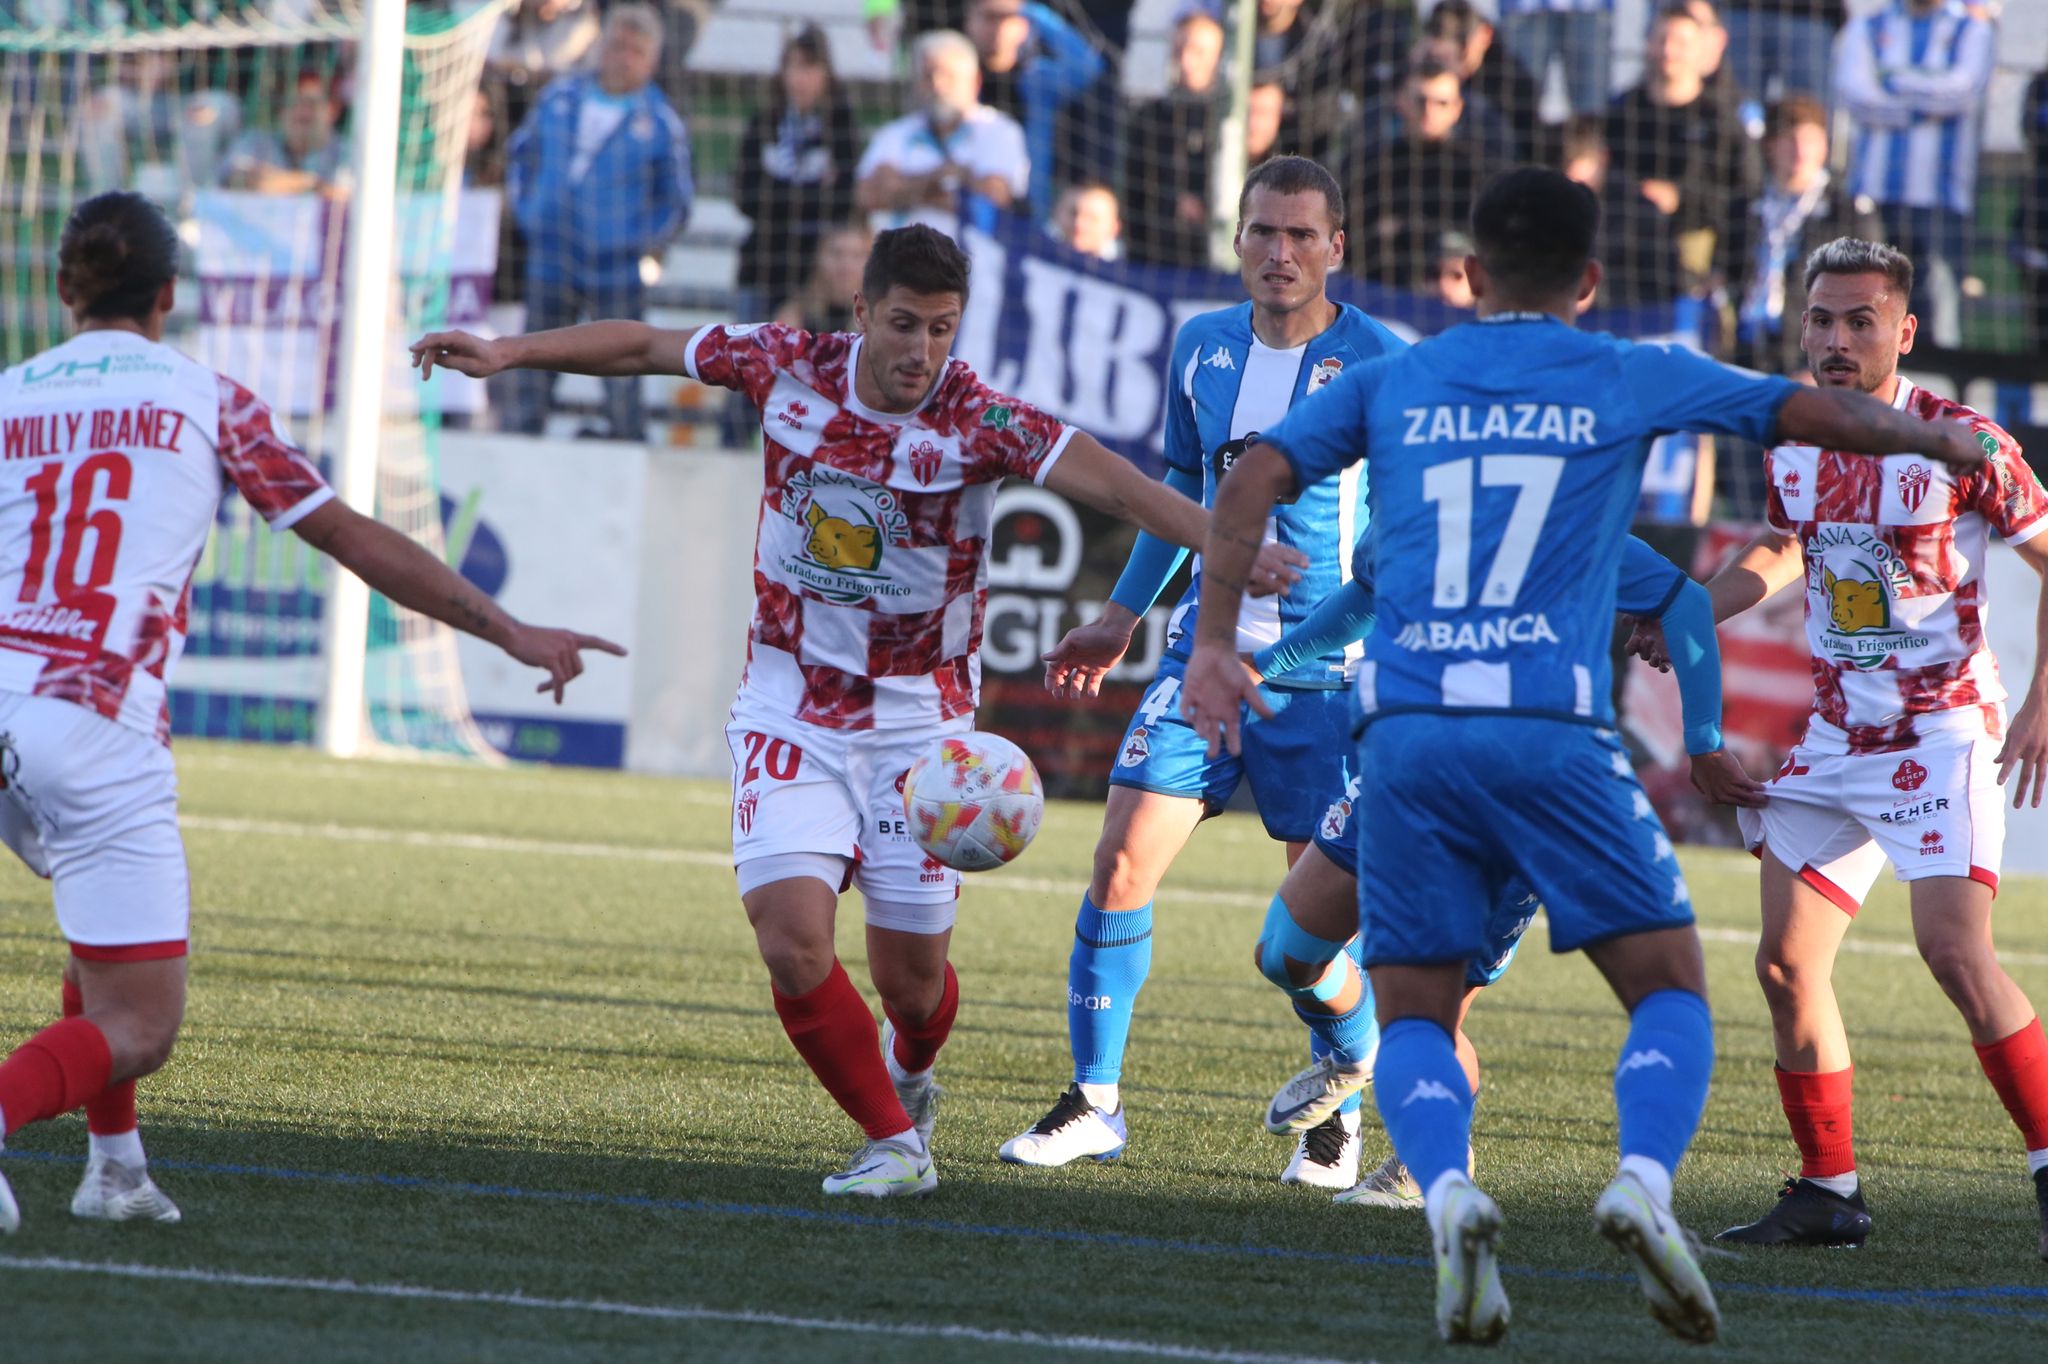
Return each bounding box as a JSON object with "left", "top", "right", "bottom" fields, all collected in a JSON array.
[
  {"left": 413, "top": 225, "right": 1304, "bottom": 1197},
  {"left": 1701, "top": 239, "right": 2048, "bottom": 1256},
  {"left": 0, "top": 192, "right": 623, "bottom": 1234}
]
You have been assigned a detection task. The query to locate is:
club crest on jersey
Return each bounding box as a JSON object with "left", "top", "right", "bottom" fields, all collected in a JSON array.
[
  {"left": 908, "top": 439, "right": 944, "bottom": 486},
  {"left": 1307, "top": 357, "right": 1343, "bottom": 393},
  {"left": 778, "top": 467, "right": 911, "bottom": 603},
  {"left": 1319, "top": 796, "right": 1351, "bottom": 841},
  {"left": 735, "top": 788, "right": 759, "bottom": 834},
  {"left": 1898, "top": 462, "right": 1932, "bottom": 514},
  {"left": 1119, "top": 727, "right": 1150, "bottom": 768},
  {"left": 1893, "top": 759, "right": 1928, "bottom": 792}
]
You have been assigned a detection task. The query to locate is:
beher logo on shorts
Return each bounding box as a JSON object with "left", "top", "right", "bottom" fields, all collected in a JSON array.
[
  {"left": 1921, "top": 828, "right": 1946, "bottom": 856},
  {"left": 1893, "top": 759, "right": 1928, "bottom": 792},
  {"left": 1119, "top": 727, "right": 1150, "bottom": 768},
  {"left": 1898, "top": 463, "right": 1933, "bottom": 514},
  {"left": 735, "top": 788, "right": 759, "bottom": 834}
]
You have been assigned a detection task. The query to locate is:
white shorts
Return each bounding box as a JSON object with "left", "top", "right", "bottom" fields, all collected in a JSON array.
[
  {"left": 725, "top": 690, "right": 964, "bottom": 934},
  {"left": 1737, "top": 720, "right": 2003, "bottom": 909},
  {"left": 0, "top": 692, "right": 190, "bottom": 957}
]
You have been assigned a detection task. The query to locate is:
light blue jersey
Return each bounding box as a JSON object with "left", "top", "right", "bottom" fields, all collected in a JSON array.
[
  {"left": 1264, "top": 315, "right": 1795, "bottom": 720},
  {"left": 1164, "top": 301, "right": 1406, "bottom": 689}
]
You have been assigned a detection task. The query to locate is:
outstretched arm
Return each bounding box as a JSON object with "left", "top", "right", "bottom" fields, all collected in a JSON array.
[
  {"left": 1774, "top": 387, "right": 1986, "bottom": 470},
  {"left": 292, "top": 501, "right": 625, "bottom": 703},
  {"left": 1998, "top": 534, "right": 2048, "bottom": 809},
  {"left": 1705, "top": 527, "right": 1803, "bottom": 623},
  {"left": 410, "top": 323, "right": 694, "bottom": 381},
  {"left": 1656, "top": 577, "right": 1768, "bottom": 807}
]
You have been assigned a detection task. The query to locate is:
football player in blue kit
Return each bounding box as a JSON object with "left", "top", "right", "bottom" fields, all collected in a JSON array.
[
  {"left": 1244, "top": 531, "right": 1766, "bottom": 1211},
  {"left": 1001, "top": 156, "right": 1405, "bottom": 1187},
  {"left": 1182, "top": 168, "right": 1989, "bottom": 1344}
]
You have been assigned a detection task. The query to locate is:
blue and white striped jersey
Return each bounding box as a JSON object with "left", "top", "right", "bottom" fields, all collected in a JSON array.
[
  {"left": 1265, "top": 314, "right": 1795, "bottom": 726},
  {"left": 1838, "top": 0, "right": 1994, "bottom": 216},
  {"left": 1164, "top": 300, "right": 1406, "bottom": 690}
]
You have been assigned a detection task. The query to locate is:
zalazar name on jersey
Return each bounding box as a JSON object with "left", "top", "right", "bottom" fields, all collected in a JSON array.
[
  {"left": 1765, "top": 380, "right": 2048, "bottom": 753},
  {"left": 0, "top": 331, "right": 331, "bottom": 742},
  {"left": 684, "top": 322, "right": 1072, "bottom": 731}
]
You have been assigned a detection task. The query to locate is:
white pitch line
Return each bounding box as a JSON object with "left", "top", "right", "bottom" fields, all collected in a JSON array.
[
  {"left": 0, "top": 1256, "right": 1369, "bottom": 1364},
  {"left": 178, "top": 814, "right": 2048, "bottom": 966}
]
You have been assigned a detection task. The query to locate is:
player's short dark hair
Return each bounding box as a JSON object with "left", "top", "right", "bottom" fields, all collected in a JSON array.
[
  {"left": 1654, "top": 0, "right": 1705, "bottom": 25},
  {"left": 1238, "top": 154, "right": 1345, "bottom": 231},
  {"left": 1424, "top": 0, "right": 1488, "bottom": 45},
  {"left": 1802, "top": 236, "right": 1914, "bottom": 300},
  {"left": 1469, "top": 166, "right": 1600, "bottom": 297},
  {"left": 1764, "top": 93, "right": 1829, "bottom": 142},
  {"left": 58, "top": 190, "right": 181, "bottom": 322},
  {"left": 861, "top": 224, "right": 971, "bottom": 303}
]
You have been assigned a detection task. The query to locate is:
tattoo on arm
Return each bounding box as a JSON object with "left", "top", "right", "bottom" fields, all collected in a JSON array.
[
  {"left": 448, "top": 591, "right": 494, "bottom": 636},
  {"left": 1208, "top": 573, "right": 1249, "bottom": 594},
  {"left": 1213, "top": 528, "right": 1265, "bottom": 553}
]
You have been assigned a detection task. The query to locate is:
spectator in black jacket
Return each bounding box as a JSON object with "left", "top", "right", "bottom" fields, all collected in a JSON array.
[
  {"left": 1729, "top": 94, "right": 1882, "bottom": 373},
  {"left": 1338, "top": 52, "right": 1489, "bottom": 288},
  {"left": 1561, "top": 116, "right": 1681, "bottom": 307},
  {"left": 2016, "top": 72, "right": 2048, "bottom": 355},
  {"left": 1124, "top": 6, "right": 1224, "bottom": 269},
  {"left": 1425, "top": 0, "right": 1543, "bottom": 162},
  {"left": 1605, "top": 1, "right": 1758, "bottom": 292},
  {"left": 734, "top": 25, "right": 859, "bottom": 324}
]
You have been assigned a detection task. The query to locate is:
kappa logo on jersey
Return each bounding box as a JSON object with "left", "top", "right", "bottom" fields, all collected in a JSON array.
[
  {"left": 1119, "top": 727, "right": 1150, "bottom": 768},
  {"left": 1307, "top": 357, "right": 1343, "bottom": 393},
  {"left": 1898, "top": 462, "right": 1933, "bottom": 514},
  {"left": 907, "top": 439, "right": 944, "bottom": 486},
  {"left": 1203, "top": 345, "right": 1235, "bottom": 371},
  {"left": 1921, "top": 828, "right": 1946, "bottom": 856},
  {"left": 1893, "top": 758, "right": 1928, "bottom": 792},
  {"left": 1399, "top": 1078, "right": 1460, "bottom": 1107},
  {"left": 735, "top": 788, "right": 759, "bottom": 834},
  {"left": 1618, "top": 1049, "right": 1675, "bottom": 1075},
  {"left": 778, "top": 467, "right": 910, "bottom": 603}
]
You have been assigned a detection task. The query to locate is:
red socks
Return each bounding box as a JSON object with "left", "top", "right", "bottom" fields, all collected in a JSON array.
[
  {"left": 1974, "top": 1016, "right": 2048, "bottom": 1151},
  {"left": 0, "top": 1016, "right": 113, "bottom": 1138},
  {"left": 885, "top": 962, "right": 959, "bottom": 1077},
  {"left": 1776, "top": 1065, "right": 1856, "bottom": 1177},
  {"left": 772, "top": 960, "right": 911, "bottom": 1141},
  {"left": 62, "top": 978, "right": 137, "bottom": 1137}
]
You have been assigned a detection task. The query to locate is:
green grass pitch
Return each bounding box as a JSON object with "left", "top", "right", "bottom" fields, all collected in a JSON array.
[{"left": 0, "top": 741, "right": 2044, "bottom": 1361}]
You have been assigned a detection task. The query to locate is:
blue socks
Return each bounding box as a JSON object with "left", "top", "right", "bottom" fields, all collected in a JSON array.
[
  {"left": 1614, "top": 988, "right": 1715, "bottom": 1181},
  {"left": 1068, "top": 894, "right": 1154, "bottom": 1087},
  {"left": 1373, "top": 1017, "right": 1474, "bottom": 1196}
]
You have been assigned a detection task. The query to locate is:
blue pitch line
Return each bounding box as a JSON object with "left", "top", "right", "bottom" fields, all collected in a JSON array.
[{"left": 7, "top": 1150, "right": 2046, "bottom": 1321}]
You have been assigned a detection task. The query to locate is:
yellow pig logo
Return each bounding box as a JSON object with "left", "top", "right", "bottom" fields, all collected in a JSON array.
[
  {"left": 1823, "top": 566, "right": 1888, "bottom": 633},
  {"left": 805, "top": 502, "right": 881, "bottom": 571}
]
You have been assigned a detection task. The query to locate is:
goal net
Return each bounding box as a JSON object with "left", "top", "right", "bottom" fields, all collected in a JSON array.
[{"left": 0, "top": 0, "right": 502, "bottom": 757}]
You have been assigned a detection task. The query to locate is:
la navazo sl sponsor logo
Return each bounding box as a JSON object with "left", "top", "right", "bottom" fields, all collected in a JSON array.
[
  {"left": 1807, "top": 525, "right": 1929, "bottom": 668},
  {"left": 777, "top": 466, "right": 912, "bottom": 604}
]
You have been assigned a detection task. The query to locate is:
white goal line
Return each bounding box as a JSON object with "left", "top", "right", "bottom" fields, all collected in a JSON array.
[
  {"left": 0, "top": 1255, "right": 1370, "bottom": 1364},
  {"left": 178, "top": 814, "right": 2048, "bottom": 969}
]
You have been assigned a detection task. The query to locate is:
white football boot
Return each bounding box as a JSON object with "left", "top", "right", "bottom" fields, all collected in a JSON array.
[
  {"left": 881, "top": 1021, "right": 944, "bottom": 1150},
  {"left": 1336, "top": 1152, "right": 1423, "bottom": 1209},
  {"left": 0, "top": 1163, "right": 19, "bottom": 1234},
  {"left": 71, "top": 1154, "right": 182, "bottom": 1223},
  {"left": 999, "top": 1084, "right": 1128, "bottom": 1166},
  {"left": 1593, "top": 1170, "right": 1720, "bottom": 1344},
  {"left": 1264, "top": 1053, "right": 1374, "bottom": 1134},
  {"left": 1280, "top": 1109, "right": 1361, "bottom": 1189},
  {"left": 821, "top": 1136, "right": 936, "bottom": 1198},
  {"left": 1432, "top": 1175, "right": 1510, "bottom": 1345}
]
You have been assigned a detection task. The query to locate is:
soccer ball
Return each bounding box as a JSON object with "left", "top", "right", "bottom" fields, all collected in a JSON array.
[{"left": 902, "top": 732, "right": 1044, "bottom": 872}]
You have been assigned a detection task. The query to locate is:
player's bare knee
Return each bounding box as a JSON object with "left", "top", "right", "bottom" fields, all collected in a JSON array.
[
  {"left": 96, "top": 1008, "right": 179, "bottom": 1081},
  {"left": 1090, "top": 841, "right": 1158, "bottom": 910},
  {"left": 1754, "top": 948, "right": 1820, "bottom": 1005},
  {"left": 1918, "top": 936, "right": 1998, "bottom": 1001},
  {"left": 756, "top": 931, "right": 833, "bottom": 996}
]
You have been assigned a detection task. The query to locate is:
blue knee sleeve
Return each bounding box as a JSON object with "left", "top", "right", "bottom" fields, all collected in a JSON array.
[
  {"left": 1069, "top": 894, "right": 1154, "bottom": 1086},
  {"left": 1256, "top": 893, "right": 1351, "bottom": 1002},
  {"left": 1615, "top": 988, "right": 1715, "bottom": 1175}
]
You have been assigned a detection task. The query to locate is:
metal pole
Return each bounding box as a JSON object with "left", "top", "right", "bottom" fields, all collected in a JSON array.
[
  {"left": 316, "top": 0, "right": 405, "bottom": 757},
  {"left": 1208, "top": 0, "right": 1258, "bottom": 271}
]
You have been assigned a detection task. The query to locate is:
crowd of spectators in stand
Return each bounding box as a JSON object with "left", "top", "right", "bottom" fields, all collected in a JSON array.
[{"left": 45, "top": 0, "right": 2048, "bottom": 437}]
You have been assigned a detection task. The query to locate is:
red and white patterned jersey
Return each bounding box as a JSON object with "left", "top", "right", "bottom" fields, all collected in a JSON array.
[
  {"left": 685, "top": 323, "right": 1072, "bottom": 730},
  {"left": 1765, "top": 380, "right": 2048, "bottom": 754},
  {"left": 0, "top": 331, "right": 332, "bottom": 742}
]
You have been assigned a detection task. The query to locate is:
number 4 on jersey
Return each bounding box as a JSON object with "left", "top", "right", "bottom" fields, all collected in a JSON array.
[{"left": 1421, "top": 455, "right": 1563, "bottom": 609}]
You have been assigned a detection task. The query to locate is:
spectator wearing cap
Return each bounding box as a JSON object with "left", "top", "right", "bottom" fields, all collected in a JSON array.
[
  {"left": 505, "top": 3, "right": 693, "bottom": 441},
  {"left": 1605, "top": 1, "right": 1758, "bottom": 292},
  {"left": 966, "top": 0, "right": 1103, "bottom": 219},
  {"left": 1835, "top": 0, "right": 1993, "bottom": 346},
  {"left": 1496, "top": 0, "right": 1614, "bottom": 118},
  {"left": 1125, "top": 7, "right": 1225, "bottom": 269},
  {"left": 1729, "top": 94, "right": 1882, "bottom": 372},
  {"left": 856, "top": 29, "right": 1029, "bottom": 239},
  {"left": 1338, "top": 51, "right": 1490, "bottom": 288}
]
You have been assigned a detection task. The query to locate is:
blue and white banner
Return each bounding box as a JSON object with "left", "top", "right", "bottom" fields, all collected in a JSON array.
[{"left": 953, "top": 206, "right": 1708, "bottom": 522}]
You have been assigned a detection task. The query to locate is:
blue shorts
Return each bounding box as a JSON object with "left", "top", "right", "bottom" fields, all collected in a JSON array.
[
  {"left": 1313, "top": 773, "right": 1537, "bottom": 989},
  {"left": 1108, "top": 650, "right": 1353, "bottom": 842},
  {"left": 1354, "top": 715, "right": 1693, "bottom": 969}
]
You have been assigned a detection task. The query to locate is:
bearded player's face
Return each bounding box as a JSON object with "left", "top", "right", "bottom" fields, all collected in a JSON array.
[
  {"left": 1801, "top": 270, "right": 1916, "bottom": 395},
  {"left": 854, "top": 287, "right": 962, "bottom": 412}
]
